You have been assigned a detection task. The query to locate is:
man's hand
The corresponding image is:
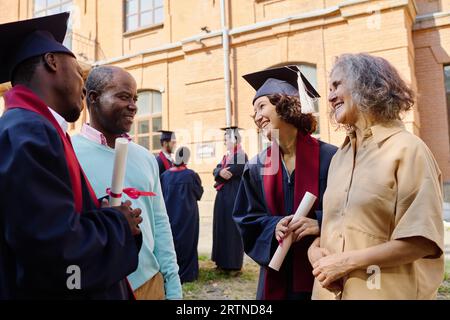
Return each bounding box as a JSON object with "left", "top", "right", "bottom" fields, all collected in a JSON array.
[
  {"left": 112, "top": 200, "right": 143, "bottom": 236},
  {"left": 219, "top": 167, "right": 233, "bottom": 180}
]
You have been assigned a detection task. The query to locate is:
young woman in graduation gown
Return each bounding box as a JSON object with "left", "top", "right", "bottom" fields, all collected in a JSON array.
[
  {"left": 233, "top": 66, "right": 337, "bottom": 300},
  {"left": 212, "top": 127, "right": 248, "bottom": 271}
]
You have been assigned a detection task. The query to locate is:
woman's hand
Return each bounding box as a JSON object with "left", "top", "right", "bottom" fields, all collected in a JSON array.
[
  {"left": 312, "top": 252, "right": 358, "bottom": 290},
  {"left": 308, "top": 238, "right": 343, "bottom": 293},
  {"left": 275, "top": 215, "right": 293, "bottom": 242},
  {"left": 307, "top": 237, "right": 329, "bottom": 265},
  {"left": 287, "top": 216, "right": 320, "bottom": 242},
  {"left": 219, "top": 167, "right": 233, "bottom": 180}
]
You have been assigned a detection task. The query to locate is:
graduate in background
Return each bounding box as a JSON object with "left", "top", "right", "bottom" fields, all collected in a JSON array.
[
  {"left": 160, "top": 147, "right": 204, "bottom": 283},
  {"left": 233, "top": 66, "right": 337, "bottom": 300},
  {"left": 72, "top": 66, "right": 182, "bottom": 300},
  {"left": 156, "top": 130, "right": 176, "bottom": 176},
  {"left": 212, "top": 126, "right": 248, "bottom": 272},
  {"left": 0, "top": 13, "right": 142, "bottom": 299}
]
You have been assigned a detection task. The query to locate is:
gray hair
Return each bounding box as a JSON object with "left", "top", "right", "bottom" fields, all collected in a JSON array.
[
  {"left": 331, "top": 53, "right": 415, "bottom": 123},
  {"left": 84, "top": 66, "right": 116, "bottom": 107}
]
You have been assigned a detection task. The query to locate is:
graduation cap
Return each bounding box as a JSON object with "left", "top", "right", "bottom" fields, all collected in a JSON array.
[
  {"left": 242, "top": 65, "right": 320, "bottom": 114},
  {"left": 0, "top": 12, "right": 75, "bottom": 84},
  {"left": 220, "top": 126, "right": 243, "bottom": 132},
  {"left": 158, "top": 130, "right": 176, "bottom": 142}
]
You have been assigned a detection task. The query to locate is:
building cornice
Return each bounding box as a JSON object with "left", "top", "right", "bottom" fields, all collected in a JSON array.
[
  {"left": 414, "top": 11, "right": 450, "bottom": 31},
  {"left": 94, "top": 0, "right": 413, "bottom": 68}
]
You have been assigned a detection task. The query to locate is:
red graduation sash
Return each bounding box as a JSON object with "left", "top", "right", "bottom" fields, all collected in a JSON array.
[
  {"left": 262, "top": 131, "right": 319, "bottom": 299},
  {"left": 4, "top": 85, "right": 99, "bottom": 213},
  {"left": 159, "top": 151, "right": 173, "bottom": 170}
]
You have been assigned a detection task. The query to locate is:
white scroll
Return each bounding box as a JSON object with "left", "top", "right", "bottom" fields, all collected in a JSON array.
[
  {"left": 268, "top": 191, "right": 317, "bottom": 271},
  {"left": 109, "top": 137, "right": 129, "bottom": 207}
]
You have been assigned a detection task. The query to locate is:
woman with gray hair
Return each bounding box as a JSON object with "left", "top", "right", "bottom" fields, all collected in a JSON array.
[{"left": 309, "top": 53, "right": 444, "bottom": 299}]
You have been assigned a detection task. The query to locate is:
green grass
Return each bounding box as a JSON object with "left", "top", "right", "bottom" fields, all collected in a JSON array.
[
  {"left": 445, "top": 260, "right": 450, "bottom": 281},
  {"left": 438, "top": 285, "right": 450, "bottom": 295},
  {"left": 182, "top": 258, "right": 259, "bottom": 299},
  {"left": 182, "top": 281, "right": 201, "bottom": 293},
  {"left": 184, "top": 259, "right": 450, "bottom": 299},
  {"left": 198, "top": 254, "right": 209, "bottom": 262},
  {"left": 438, "top": 260, "right": 450, "bottom": 298}
]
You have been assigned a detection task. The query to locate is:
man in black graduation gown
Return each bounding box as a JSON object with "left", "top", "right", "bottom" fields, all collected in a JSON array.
[
  {"left": 0, "top": 13, "right": 142, "bottom": 299},
  {"left": 212, "top": 127, "right": 248, "bottom": 271},
  {"left": 155, "top": 130, "right": 176, "bottom": 176},
  {"left": 160, "top": 147, "right": 204, "bottom": 283}
]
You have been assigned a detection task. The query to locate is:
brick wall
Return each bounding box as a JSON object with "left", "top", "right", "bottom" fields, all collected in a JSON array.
[{"left": 1, "top": 0, "right": 449, "bottom": 206}]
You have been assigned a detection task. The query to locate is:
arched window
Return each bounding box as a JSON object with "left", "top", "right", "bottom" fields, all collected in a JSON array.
[{"left": 130, "top": 90, "right": 162, "bottom": 152}]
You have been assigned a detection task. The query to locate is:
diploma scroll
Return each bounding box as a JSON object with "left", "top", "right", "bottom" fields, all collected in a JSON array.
[
  {"left": 268, "top": 191, "right": 317, "bottom": 271},
  {"left": 109, "top": 137, "right": 129, "bottom": 207}
]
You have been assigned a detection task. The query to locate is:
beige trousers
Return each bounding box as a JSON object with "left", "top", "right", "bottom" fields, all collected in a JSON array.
[{"left": 134, "top": 272, "right": 165, "bottom": 300}]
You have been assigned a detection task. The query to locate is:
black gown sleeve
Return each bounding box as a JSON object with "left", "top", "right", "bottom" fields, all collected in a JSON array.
[
  {"left": 213, "top": 159, "right": 227, "bottom": 184},
  {"left": 156, "top": 156, "right": 165, "bottom": 176},
  {"left": 193, "top": 172, "right": 204, "bottom": 201},
  {"left": 232, "top": 163, "right": 283, "bottom": 266},
  {"left": 0, "top": 119, "right": 139, "bottom": 293}
]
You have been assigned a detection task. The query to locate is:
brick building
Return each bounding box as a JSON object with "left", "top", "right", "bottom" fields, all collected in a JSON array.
[{"left": 1, "top": 0, "right": 449, "bottom": 226}]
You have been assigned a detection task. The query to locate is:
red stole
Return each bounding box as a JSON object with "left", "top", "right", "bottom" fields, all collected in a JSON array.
[
  {"left": 262, "top": 131, "right": 319, "bottom": 299},
  {"left": 159, "top": 151, "right": 173, "bottom": 170},
  {"left": 215, "top": 144, "right": 241, "bottom": 191},
  {"left": 4, "top": 85, "right": 99, "bottom": 213}
]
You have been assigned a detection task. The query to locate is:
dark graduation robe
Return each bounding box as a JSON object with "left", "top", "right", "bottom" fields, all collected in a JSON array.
[
  {"left": 0, "top": 85, "right": 141, "bottom": 300},
  {"left": 156, "top": 151, "right": 174, "bottom": 176},
  {"left": 211, "top": 147, "right": 248, "bottom": 270},
  {"left": 160, "top": 166, "right": 203, "bottom": 283},
  {"left": 233, "top": 136, "right": 337, "bottom": 300}
]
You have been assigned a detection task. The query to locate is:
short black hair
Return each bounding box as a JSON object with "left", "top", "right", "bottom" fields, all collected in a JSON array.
[
  {"left": 85, "top": 66, "right": 115, "bottom": 108},
  {"left": 160, "top": 138, "right": 171, "bottom": 146},
  {"left": 11, "top": 55, "right": 43, "bottom": 86}
]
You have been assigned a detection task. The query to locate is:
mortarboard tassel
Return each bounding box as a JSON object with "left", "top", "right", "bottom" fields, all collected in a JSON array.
[{"left": 297, "top": 71, "right": 316, "bottom": 114}]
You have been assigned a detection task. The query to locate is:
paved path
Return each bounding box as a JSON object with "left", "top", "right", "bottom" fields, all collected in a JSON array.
[
  {"left": 444, "top": 203, "right": 449, "bottom": 260},
  {"left": 198, "top": 215, "right": 213, "bottom": 256}
]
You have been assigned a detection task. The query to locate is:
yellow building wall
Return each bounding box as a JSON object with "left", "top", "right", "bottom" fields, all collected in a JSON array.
[
  {"left": 0, "top": 0, "right": 449, "bottom": 206},
  {"left": 414, "top": 17, "right": 450, "bottom": 197}
]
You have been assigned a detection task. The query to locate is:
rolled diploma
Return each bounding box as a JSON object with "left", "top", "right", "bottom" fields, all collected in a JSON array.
[
  {"left": 268, "top": 191, "right": 317, "bottom": 271},
  {"left": 109, "top": 137, "right": 129, "bottom": 207}
]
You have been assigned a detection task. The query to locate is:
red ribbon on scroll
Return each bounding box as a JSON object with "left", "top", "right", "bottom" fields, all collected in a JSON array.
[{"left": 106, "top": 187, "right": 156, "bottom": 199}]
